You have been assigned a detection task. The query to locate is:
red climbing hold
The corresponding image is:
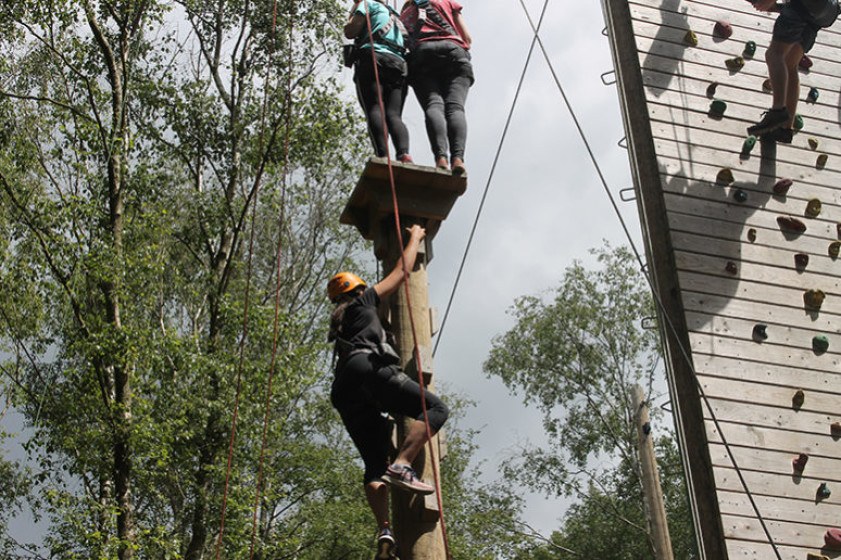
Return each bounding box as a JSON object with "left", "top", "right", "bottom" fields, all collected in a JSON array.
[
  {"left": 800, "top": 55, "right": 813, "bottom": 69},
  {"left": 714, "top": 20, "right": 733, "bottom": 39},
  {"left": 792, "top": 389, "right": 805, "bottom": 409},
  {"left": 773, "top": 178, "right": 793, "bottom": 195},
  {"left": 777, "top": 216, "right": 806, "bottom": 233},
  {"left": 825, "top": 528, "right": 841, "bottom": 549},
  {"left": 831, "top": 421, "right": 841, "bottom": 437},
  {"left": 793, "top": 453, "right": 809, "bottom": 472}
]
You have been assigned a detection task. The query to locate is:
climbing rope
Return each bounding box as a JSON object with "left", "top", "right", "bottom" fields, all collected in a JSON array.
[
  {"left": 359, "top": 1, "right": 452, "bottom": 555},
  {"left": 509, "top": 2, "right": 783, "bottom": 558}
]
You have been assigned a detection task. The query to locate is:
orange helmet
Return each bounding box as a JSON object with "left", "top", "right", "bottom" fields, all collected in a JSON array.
[{"left": 327, "top": 272, "right": 366, "bottom": 302}]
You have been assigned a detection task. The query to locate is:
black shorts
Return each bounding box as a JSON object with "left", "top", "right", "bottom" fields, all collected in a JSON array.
[{"left": 774, "top": 2, "right": 821, "bottom": 52}]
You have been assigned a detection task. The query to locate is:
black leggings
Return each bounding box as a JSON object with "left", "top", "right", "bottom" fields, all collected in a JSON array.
[
  {"left": 354, "top": 51, "right": 410, "bottom": 158},
  {"left": 331, "top": 352, "right": 449, "bottom": 483}
]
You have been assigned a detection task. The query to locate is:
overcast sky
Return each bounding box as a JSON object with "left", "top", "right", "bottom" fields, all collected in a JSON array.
[{"left": 387, "top": 0, "right": 649, "bottom": 538}]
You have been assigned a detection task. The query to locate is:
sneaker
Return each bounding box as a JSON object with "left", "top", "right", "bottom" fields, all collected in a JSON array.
[
  {"left": 747, "top": 107, "right": 789, "bottom": 136},
  {"left": 451, "top": 157, "right": 466, "bottom": 176},
  {"left": 397, "top": 153, "right": 413, "bottom": 164},
  {"left": 381, "top": 464, "right": 435, "bottom": 495},
  {"left": 761, "top": 127, "right": 793, "bottom": 144},
  {"left": 375, "top": 527, "right": 396, "bottom": 559},
  {"left": 435, "top": 156, "right": 449, "bottom": 170}
]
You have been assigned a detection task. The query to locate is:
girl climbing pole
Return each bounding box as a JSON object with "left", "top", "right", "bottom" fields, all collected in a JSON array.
[
  {"left": 327, "top": 224, "right": 449, "bottom": 559},
  {"left": 345, "top": 0, "right": 414, "bottom": 162}
]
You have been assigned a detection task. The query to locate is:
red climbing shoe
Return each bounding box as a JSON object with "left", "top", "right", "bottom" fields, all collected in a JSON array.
[
  {"left": 382, "top": 464, "right": 435, "bottom": 495},
  {"left": 747, "top": 107, "right": 789, "bottom": 136},
  {"left": 761, "top": 127, "right": 793, "bottom": 144},
  {"left": 375, "top": 526, "right": 397, "bottom": 559},
  {"left": 451, "top": 157, "right": 466, "bottom": 177}
]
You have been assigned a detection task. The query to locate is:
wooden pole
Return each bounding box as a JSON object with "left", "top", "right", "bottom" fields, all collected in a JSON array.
[
  {"left": 382, "top": 217, "right": 446, "bottom": 560},
  {"left": 632, "top": 384, "right": 674, "bottom": 560}
]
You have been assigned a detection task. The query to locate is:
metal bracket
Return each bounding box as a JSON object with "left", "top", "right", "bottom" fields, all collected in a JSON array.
[
  {"left": 600, "top": 70, "right": 617, "bottom": 86},
  {"left": 619, "top": 187, "right": 637, "bottom": 202}
]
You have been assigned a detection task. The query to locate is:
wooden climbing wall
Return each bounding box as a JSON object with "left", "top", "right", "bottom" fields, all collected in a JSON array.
[{"left": 602, "top": 0, "right": 841, "bottom": 559}]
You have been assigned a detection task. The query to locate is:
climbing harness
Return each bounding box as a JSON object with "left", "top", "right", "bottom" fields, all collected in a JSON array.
[{"left": 344, "top": 1, "right": 408, "bottom": 67}]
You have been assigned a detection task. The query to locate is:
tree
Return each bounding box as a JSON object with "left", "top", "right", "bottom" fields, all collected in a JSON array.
[{"left": 485, "top": 244, "right": 696, "bottom": 558}]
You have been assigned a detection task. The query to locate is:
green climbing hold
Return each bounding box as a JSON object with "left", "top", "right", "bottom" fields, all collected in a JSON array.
[
  {"left": 752, "top": 323, "right": 768, "bottom": 341},
  {"left": 829, "top": 241, "right": 840, "bottom": 259},
  {"left": 813, "top": 334, "right": 830, "bottom": 354},
  {"left": 794, "top": 114, "right": 804, "bottom": 130},
  {"left": 716, "top": 168, "right": 734, "bottom": 185},
  {"left": 742, "top": 135, "right": 757, "bottom": 153},
  {"left": 793, "top": 389, "right": 805, "bottom": 408},
  {"left": 809, "top": 137, "right": 820, "bottom": 150},
  {"left": 804, "top": 289, "right": 825, "bottom": 310},
  {"left": 743, "top": 40, "right": 757, "bottom": 57},
  {"left": 817, "top": 153, "right": 828, "bottom": 168},
  {"left": 709, "top": 99, "right": 727, "bottom": 117},
  {"left": 684, "top": 30, "right": 699, "bottom": 46},
  {"left": 806, "top": 198, "right": 822, "bottom": 217},
  {"left": 807, "top": 87, "right": 820, "bottom": 102},
  {"left": 818, "top": 482, "right": 832, "bottom": 500},
  {"left": 734, "top": 189, "right": 747, "bottom": 202},
  {"left": 725, "top": 56, "right": 744, "bottom": 70}
]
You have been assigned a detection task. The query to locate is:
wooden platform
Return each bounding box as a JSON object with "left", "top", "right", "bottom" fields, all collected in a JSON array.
[{"left": 604, "top": 0, "right": 841, "bottom": 558}]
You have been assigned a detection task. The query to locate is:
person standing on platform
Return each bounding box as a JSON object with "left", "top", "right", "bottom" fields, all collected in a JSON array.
[
  {"left": 747, "top": 0, "right": 839, "bottom": 143},
  {"left": 345, "top": 0, "right": 414, "bottom": 163},
  {"left": 327, "top": 224, "right": 449, "bottom": 559},
  {"left": 400, "top": 0, "right": 473, "bottom": 175}
]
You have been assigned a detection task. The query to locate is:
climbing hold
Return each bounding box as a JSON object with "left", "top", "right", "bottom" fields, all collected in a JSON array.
[
  {"left": 752, "top": 323, "right": 768, "bottom": 341},
  {"left": 734, "top": 189, "right": 748, "bottom": 203},
  {"left": 831, "top": 421, "right": 841, "bottom": 437},
  {"left": 725, "top": 261, "right": 738, "bottom": 275},
  {"left": 837, "top": 223, "right": 841, "bottom": 239},
  {"left": 804, "top": 289, "right": 826, "bottom": 310},
  {"left": 762, "top": 78, "right": 773, "bottom": 91},
  {"left": 684, "top": 29, "right": 699, "bottom": 46},
  {"left": 747, "top": 228, "right": 757, "bottom": 243},
  {"left": 643, "top": 421, "right": 651, "bottom": 435},
  {"left": 709, "top": 99, "right": 727, "bottom": 117},
  {"left": 813, "top": 334, "right": 830, "bottom": 354},
  {"left": 793, "top": 453, "right": 809, "bottom": 472},
  {"left": 794, "top": 114, "right": 804, "bottom": 130},
  {"left": 742, "top": 135, "right": 757, "bottom": 153},
  {"left": 809, "top": 137, "right": 820, "bottom": 150},
  {"left": 806, "top": 198, "right": 822, "bottom": 217},
  {"left": 807, "top": 86, "right": 820, "bottom": 102},
  {"left": 743, "top": 40, "right": 757, "bottom": 57},
  {"left": 800, "top": 54, "right": 813, "bottom": 70},
  {"left": 792, "top": 389, "right": 805, "bottom": 409},
  {"left": 818, "top": 482, "right": 832, "bottom": 500},
  {"left": 725, "top": 56, "right": 745, "bottom": 70},
  {"left": 795, "top": 253, "right": 809, "bottom": 269},
  {"left": 829, "top": 241, "right": 840, "bottom": 259},
  {"left": 706, "top": 82, "right": 719, "bottom": 98},
  {"left": 773, "top": 178, "right": 793, "bottom": 195},
  {"left": 825, "top": 528, "right": 841, "bottom": 550},
  {"left": 714, "top": 20, "right": 733, "bottom": 39},
  {"left": 807, "top": 553, "right": 830, "bottom": 560},
  {"left": 716, "top": 168, "right": 734, "bottom": 185},
  {"left": 817, "top": 153, "right": 828, "bottom": 169},
  {"left": 777, "top": 216, "right": 807, "bottom": 233}
]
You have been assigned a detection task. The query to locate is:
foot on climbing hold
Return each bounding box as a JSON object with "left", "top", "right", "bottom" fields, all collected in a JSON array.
[
  {"left": 777, "top": 216, "right": 807, "bottom": 233},
  {"left": 709, "top": 99, "right": 727, "bottom": 117},
  {"left": 809, "top": 138, "right": 820, "bottom": 150},
  {"left": 752, "top": 323, "right": 768, "bottom": 341},
  {"left": 800, "top": 54, "right": 813, "bottom": 70},
  {"left": 813, "top": 334, "right": 830, "bottom": 354},
  {"left": 716, "top": 168, "right": 734, "bottom": 185},
  {"left": 725, "top": 56, "right": 745, "bottom": 70},
  {"left": 747, "top": 107, "right": 789, "bottom": 136},
  {"left": 793, "top": 453, "right": 809, "bottom": 472},
  {"left": 807, "top": 87, "right": 820, "bottom": 102},
  {"left": 824, "top": 528, "right": 841, "bottom": 550},
  {"left": 804, "top": 289, "right": 826, "bottom": 310},
  {"left": 747, "top": 228, "right": 757, "bottom": 242},
  {"left": 734, "top": 189, "right": 748, "bottom": 203},
  {"left": 793, "top": 389, "right": 805, "bottom": 409},
  {"left": 762, "top": 127, "right": 793, "bottom": 143},
  {"left": 743, "top": 40, "right": 757, "bottom": 57},
  {"left": 829, "top": 241, "right": 840, "bottom": 259},
  {"left": 714, "top": 20, "right": 733, "bottom": 39},
  {"left": 684, "top": 30, "right": 699, "bottom": 46},
  {"left": 725, "top": 261, "right": 738, "bottom": 275},
  {"left": 773, "top": 178, "right": 793, "bottom": 195},
  {"left": 795, "top": 253, "right": 809, "bottom": 269},
  {"left": 818, "top": 482, "right": 832, "bottom": 500},
  {"left": 742, "top": 135, "right": 757, "bottom": 153},
  {"left": 817, "top": 154, "right": 828, "bottom": 169},
  {"left": 806, "top": 198, "right": 822, "bottom": 217}
]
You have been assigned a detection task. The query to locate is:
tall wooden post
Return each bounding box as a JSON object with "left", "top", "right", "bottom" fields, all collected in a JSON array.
[
  {"left": 632, "top": 385, "right": 674, "bottom": 560},
  {"left": 341, "top": 158, "right": 466, "bottom": 560}
]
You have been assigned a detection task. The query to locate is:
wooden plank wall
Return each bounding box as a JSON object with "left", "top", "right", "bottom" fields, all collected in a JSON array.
[{"left": 622, "top": 0, "right": 841, "bottom": 558}]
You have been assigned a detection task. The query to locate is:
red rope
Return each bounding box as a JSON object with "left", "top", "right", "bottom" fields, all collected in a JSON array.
[{"left": 360, "top": 2, "right": 451, "bottom": 556}]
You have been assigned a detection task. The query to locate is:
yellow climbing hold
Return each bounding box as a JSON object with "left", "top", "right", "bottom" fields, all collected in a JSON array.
[
  {"left": 817, "top": 153, "right": 828, "bottom": 168},
  {"left": 806, "top": 198, "right": 822, "bottom": 217},
  {"left": 684, "top": 30, "right": 699, "bottom": 46},
  {"left": 809, "top": 137, "right": 820, "bottom": 150},
  {"left": 716, "top": 168, "right": 734, "bottom": 185}
]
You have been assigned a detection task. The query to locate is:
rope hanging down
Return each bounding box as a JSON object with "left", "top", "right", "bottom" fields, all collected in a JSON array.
[
  {"left": 360, "top": 1, "right": 452, "bottom": 555},
  {"left": 511, "top": 2, "right": 783, "bottom": 558}
]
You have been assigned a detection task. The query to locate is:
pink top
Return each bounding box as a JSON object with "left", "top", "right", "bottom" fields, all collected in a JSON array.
[{"left": 400, "top": 0, "right": 469, "bottom": 50}]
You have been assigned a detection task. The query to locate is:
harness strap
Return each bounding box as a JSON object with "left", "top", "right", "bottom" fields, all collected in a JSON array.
[
  {"left": 355, "top": 3, "right": 408, "bottom": 55},
  {"left": 411, "top": 0, "right": 459, "bottom": 43}
]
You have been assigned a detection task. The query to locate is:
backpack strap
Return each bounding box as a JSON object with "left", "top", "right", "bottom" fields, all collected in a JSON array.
[
  {"left": 355, "top": 2, "right": 408, "bottom": 55},
  {"left": 410, "top": 0, "right": 459, "bottom": 43}
]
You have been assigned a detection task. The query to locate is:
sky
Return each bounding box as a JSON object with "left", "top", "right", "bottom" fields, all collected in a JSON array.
[
  {"left": 2, "top": 0, "right": 659, "bottom": 548},
  {"left": 380, "top": 0, "right": 650, "bottom": 538}
]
